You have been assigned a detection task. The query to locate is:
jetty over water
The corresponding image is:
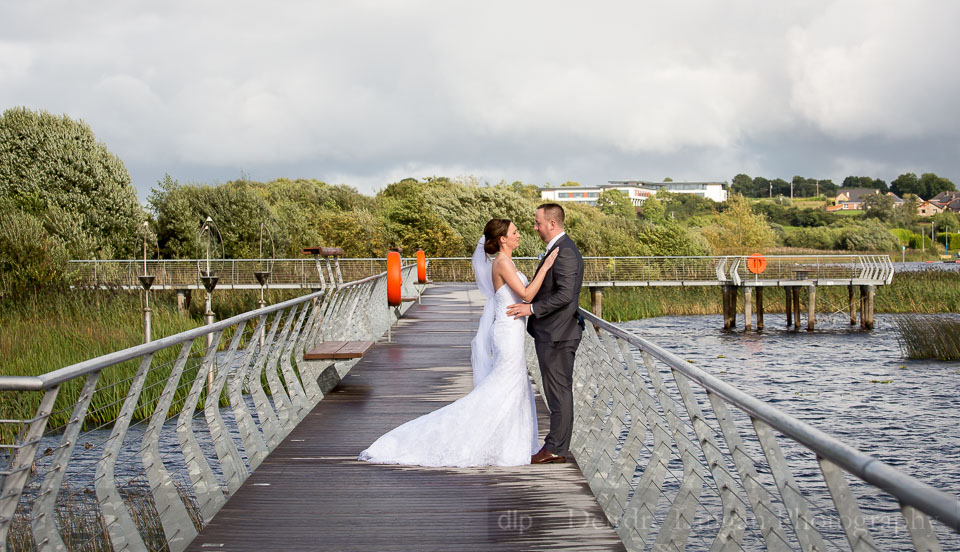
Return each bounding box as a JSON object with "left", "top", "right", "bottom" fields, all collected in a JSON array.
[
  {"left": 5, "top": 263, "right": 956, "bottom": 552},
  {"left": 69, "top": 253, "right": 894, "bottom": 330},
  {"left": 184, "top": 285, "right": 623, "bottom": 550}
]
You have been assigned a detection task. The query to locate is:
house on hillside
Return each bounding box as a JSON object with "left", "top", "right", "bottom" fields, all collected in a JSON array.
[
  {"left": 918, "top": 200, "right": 944, "bottom": 217},
  {"left": 887, "top": 192, "right": 906, "bottom": 208},
  {"left": 835, "top": 188, "right": 880, "bottom": 210},
  {"left": 931, "top": 191, "right": 960, "bottom": 210}
]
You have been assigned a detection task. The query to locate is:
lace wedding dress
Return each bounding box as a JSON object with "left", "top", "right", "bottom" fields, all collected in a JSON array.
[{"left": 357, "top": 271, "right": 539, "bottom": 467}]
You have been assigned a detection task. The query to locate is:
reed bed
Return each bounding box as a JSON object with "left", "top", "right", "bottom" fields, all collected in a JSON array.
[
  {"left": 0, "top": 287, "right": 305, "bottom": 441},
  {"left": 5, "top": 479, "right": 202, "bottom": 551},
  {"left": 892, "top": 315, "right": 960, "bottom": 360}
]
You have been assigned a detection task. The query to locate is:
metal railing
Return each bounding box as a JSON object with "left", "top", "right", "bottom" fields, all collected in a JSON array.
[
  {"left": 0, "top": 265, "right": 420, "bottom": 551},
  {"left": 524, "top": 309, "right": 959, "bottom": 550},
  {"left": 67, "top": 255, "right": 895, "bottom": 289}
]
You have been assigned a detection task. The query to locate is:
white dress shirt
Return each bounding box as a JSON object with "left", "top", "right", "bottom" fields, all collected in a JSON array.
[{"left": 529, "top": 232, "right": 566, "bottom": 314}]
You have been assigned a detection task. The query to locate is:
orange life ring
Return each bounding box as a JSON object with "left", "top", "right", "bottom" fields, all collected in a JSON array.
[
  {"left": 387, "top": 251, "right": 402, "bottom": 306},
  {"left": 747, "top": 253, "right": 767, "bottom": 274},
  {"left": 416, "top": 249, "right": 427, "bottom": 284}
]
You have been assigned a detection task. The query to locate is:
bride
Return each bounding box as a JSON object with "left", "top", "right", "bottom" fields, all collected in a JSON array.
[{"left": 358, "top": 218, "right": 558, "bottom": 467}]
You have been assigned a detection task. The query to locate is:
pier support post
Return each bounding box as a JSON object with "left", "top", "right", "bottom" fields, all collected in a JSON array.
[
  {"left": 792, "top": 287, "right": 801, "bottom": 330},
  {"left": 865, "top": 285, "right": 875, "bottom": 329},
  {"left": 860, "top": 285, "right": 867, "bottom": 328},
  {"left": 848, "top": 285, "right": 857, "bottom": 325},
  {"left": 176, "top": 288, "right": 192, "bottom": 314},
  {"left": 756, "top": 287, "right": 764, "bottom": 330},
  {"left": 785, "top": 287, "right": 793, "bottom": 327},
  {"left": 807, "top": 285, "right": 816, "bottom": 331},
  {"left": 590, "top": 286, "right": 603, "bottom": 318},
  {"left": 722, "top": 285, "right": 737, "bottom": 329},
  {"left": 744, "top": 287, "right": 753, "bottom": 331}
]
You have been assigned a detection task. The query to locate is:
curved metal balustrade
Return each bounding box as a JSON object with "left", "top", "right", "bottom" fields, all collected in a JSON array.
[
  {"left": 525, "top": 309, "right": 959, "bottom": 550},
  {"left": 66, "top": 255, "right": 894, "bottom": 290},
  {"left": 0, "top": 266, "right": 420, "bottom": 552}
]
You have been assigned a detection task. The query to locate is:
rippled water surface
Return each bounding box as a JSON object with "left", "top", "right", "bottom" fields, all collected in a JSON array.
[{"left": 620, "top": 312, "right": 960, "bottom": 548}]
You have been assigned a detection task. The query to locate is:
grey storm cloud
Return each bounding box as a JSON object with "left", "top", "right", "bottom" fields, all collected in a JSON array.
[{"left": 2, "top": 0, "right": 959, "bottom": 199}]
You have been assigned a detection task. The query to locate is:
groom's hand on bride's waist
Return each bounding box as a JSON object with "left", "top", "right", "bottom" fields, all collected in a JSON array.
[{"left": 506, "top": 302, "right": 532, "bottom": 319}]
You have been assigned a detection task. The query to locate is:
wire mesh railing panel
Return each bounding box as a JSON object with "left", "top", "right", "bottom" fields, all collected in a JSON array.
[
  {"left": 68, "top": 255, "right": 894, "bottom": 290},
  {"left": 551, "top": 309, "right": 957, "bottom": 551},
  {"left": 1, "top": 266, "right": 419, "bottom": 551}
]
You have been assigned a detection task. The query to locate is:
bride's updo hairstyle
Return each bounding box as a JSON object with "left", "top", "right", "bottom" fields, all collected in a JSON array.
[{"left": 483, "top": 218, "right": 512, "bottom": 255}]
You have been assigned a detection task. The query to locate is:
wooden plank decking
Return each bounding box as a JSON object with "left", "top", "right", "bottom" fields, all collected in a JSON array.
[{"left": 186, "top": 284, "right": 625, "bottom": 551}]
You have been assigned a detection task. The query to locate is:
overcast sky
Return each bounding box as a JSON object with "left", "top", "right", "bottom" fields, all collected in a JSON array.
[{"left": 2, "top": 1, "right": 959, "bottom": 200}]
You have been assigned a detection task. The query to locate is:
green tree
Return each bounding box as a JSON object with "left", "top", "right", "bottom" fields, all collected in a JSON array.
[
  {"left": 918, "top": 172, "right": 956, "bottom": 199},
  {"left": 640, "top": 196, "right": 666, "bottom": 224},
  {"left": 0, "top": 107, "right": 145, "bottom": 259},
  {"left": 148, "top": 176, "right": 274, "bottom": 258},
  {"left": 842, "top": 176, "right": 888, "bottom": 190},
  {"left": 863, "top": 192, "right": 895, "bottom": 222},
  {"left": 891, "top": 173, "right": 921, "bottom": 198},
  {"left": 731, "top": 173, "right": 753, "bottom": 196},
  {"left": 932, "top": 211, "right": 960, "bottom": 235},
  {"left": 596, "top": 189, "right": 635, "bottom": 218},
  {"left": 560, "top": 181, "right": 581, "bottom": 187},
  {"left": 703, "top": 194, "right": 777, "bottom": 253}
]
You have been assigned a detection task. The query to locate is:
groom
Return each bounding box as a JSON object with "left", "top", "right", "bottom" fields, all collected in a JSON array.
[{"left": 507, "top": 203, "right": 584, "bottom": 464}]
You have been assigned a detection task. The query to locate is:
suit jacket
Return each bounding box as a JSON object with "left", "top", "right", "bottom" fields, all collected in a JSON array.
[{"left": 527, "top": 234, "right": 584, "bottom": 343}]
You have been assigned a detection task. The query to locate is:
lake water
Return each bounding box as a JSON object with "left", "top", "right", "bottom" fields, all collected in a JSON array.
[{"left": 620, "top": 312, "right": 960, "bottom": 549}]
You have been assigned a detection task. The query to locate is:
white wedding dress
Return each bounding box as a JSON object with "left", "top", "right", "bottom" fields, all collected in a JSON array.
[{"left": 357, "top": 271, "right": 539, "bottom": 467}]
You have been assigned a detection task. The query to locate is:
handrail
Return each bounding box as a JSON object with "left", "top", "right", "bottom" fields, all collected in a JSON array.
[
  {"left": 549, "top": 307, "right": 958, "bottom": 550},
  {"left": 0, "top": 265, "right": 421, "bottom": 551},
  {"left": 579, "top": 309, "right": 959, "bottom": 532}
]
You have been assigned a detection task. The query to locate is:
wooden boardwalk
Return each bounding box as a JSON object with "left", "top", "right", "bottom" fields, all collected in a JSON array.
[{"left": 186, "top": 284, "right": 625, "bottom": 551}]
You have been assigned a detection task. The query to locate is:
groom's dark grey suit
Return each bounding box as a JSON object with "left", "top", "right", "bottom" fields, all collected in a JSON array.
[{"left": 527, "top": 234, "right": 584, "bottom": 456}]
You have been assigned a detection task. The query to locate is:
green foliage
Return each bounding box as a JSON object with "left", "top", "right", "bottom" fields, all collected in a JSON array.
[
  {"left": 657, "top": 190, "right": 715, "bottom": 222},
  {"left": 931, "top": 211, "right": 959, "bottom": 234},
  {"left": 0, "top": 107, "right": 145, "bottom": 260},
  {"left": 862, "top": 192, "right": 895, "bottom": 222},
  {"left": 731, "top": 173, "right": 835, "bottom": 198},
  {"left": 783, "top": 226, "right": 841, "bottom": 250},
  {"left": 842, "top": 175, "right": 888, "bottom": 190},
  {"left": 640, "top": 196, "right": 666, "bottom": 224},
  {"left": 752, "top": 201, "right": 840, "bottom": 227},
  {"left": 0, "top": 108, "right": 146, "bottom": 295},
  {"left": 890, "top": 228, "right": 923, "bottom": 248},
  {"left": 0, "top": 206, "right": 70, "bottom": 296},
  {"left": 596, "top": 189, "right": 635, "bottom": 218},
  {"left": 836, "top": 219, "right": 900, "bottom": 251},
  {"left": 149, "top": 176, "right": 274, "bottom": 258},
  {"left": 919, "top": 172, "right": 956, "bottom": 199},
  {"left": 703, "top": 195, "right": 777, "bottom": 253}
]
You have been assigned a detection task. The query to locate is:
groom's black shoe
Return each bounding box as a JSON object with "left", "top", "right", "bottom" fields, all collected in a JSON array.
[{"left": 531, "top": 446, "right": 566, "bottom": 464}]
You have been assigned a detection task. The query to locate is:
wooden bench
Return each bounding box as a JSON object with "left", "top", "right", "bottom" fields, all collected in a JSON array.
[{"left": 304, "top": 341, "right": 374, "bottom": 360}]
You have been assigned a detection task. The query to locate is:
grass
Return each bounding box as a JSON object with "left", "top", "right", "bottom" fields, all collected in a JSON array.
[
  {"left": 893, "top": 315, "right": 960, "bottom": 360},
  {"left": 0, "top": 287, "right": 306, "bottom": 443}
]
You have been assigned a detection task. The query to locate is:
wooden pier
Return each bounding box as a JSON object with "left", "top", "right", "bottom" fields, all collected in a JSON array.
[{"left": 185, "top": 284, "right": 624, "bottom": 551}]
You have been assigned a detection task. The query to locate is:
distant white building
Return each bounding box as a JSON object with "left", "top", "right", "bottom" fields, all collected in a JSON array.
[
  {"left": 607, "top": 180, "right": 728, "bottom": 203},
  {"left": 539, "top": 184, "right": 656, "bottom": 207}
]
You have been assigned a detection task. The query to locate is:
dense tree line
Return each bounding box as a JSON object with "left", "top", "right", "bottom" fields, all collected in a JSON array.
[
  {"left": 733, "top": 172, "right": 955, "bottom": 200},
  {"left": 5, "top": 106, "right": 951, "bottom": 298}
]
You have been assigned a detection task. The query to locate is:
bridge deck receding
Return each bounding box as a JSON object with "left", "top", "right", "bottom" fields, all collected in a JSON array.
[{"left": 185, "top": 284, "right": 624, "bottom": 551}]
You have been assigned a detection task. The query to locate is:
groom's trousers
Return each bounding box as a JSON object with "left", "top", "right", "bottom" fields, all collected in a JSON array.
[{"left": 535, "top": 337, "right": 581, "bottom": 456}]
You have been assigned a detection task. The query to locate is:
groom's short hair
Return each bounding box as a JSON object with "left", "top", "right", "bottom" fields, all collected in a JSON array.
[{"left": 537, "top": 203, "right": 565, "bottom": 227}]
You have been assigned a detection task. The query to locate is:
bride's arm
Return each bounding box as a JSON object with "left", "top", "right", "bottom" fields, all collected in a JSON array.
[{"left": 495, "top": 249, "right": 558, "bottom": 302}]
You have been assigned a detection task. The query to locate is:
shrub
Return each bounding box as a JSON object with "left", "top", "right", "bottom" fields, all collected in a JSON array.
[
  {"left": 836, "top": 219, "right": 901, "bottom": 251},
  {"left": 0, "top": 207, "right": 70, "bottom": 296}
]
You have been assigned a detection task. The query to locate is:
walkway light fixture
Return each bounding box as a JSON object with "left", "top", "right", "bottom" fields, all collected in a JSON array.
[
  {"left": 136, "top": 221, "right": 159, "bottom": 343},
  {"left": 196, "top": 216, "right": 224, "bottom": 391}
]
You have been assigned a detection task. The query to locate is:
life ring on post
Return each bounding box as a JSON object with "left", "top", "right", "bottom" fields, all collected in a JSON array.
[
  {"left": 416, "top": 249, "right": 427, "bottom": 284},
  {"left": 387, "top": 250, "right": 402, "bottom": 306}
]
